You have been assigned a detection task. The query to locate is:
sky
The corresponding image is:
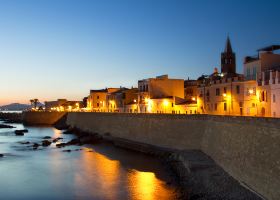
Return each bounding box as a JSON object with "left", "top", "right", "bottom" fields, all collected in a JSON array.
[{"left": 0, "top": 0, "right": 280, "bottom": 105}]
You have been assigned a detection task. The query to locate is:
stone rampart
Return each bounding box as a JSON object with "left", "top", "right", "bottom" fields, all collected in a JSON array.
[
  {"left": 22, "top": 111, "right": 67, "bottom": 125},
  {"left": 66, "top": 113, "right": 280, "bottom": 200}
]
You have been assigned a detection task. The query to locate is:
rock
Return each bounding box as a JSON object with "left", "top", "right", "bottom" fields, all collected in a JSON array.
[
  {"left": 53, "top": 114, "right": 69, "bottom": 130},
  {"left": 42, "top": 140, "right": 52, "bottom": 147},
  {"left": 62, "top": 149, "right": 71, "bottom": 153},
  {"left": 18, "top": 129, "right": 28, "bottom": 133},
  {"left": 33, "top": 143, "right": 40, "bottom": 150},
  {"left": 15, "top": 129, "right": 28, "bottom": 135},
  {"left": 56, "top": 143, "right": 67, "bottom": 148},
  {"left": 75, "top": 149, "right": 82, "bottom": 151},
  {"left": 62, "top": 130, "right": 73, "bottom": 134},
  {"left": 79, "top": 134, "right": 102, "bottom": 144},
  {"left": 0, "top": 124, "right": 15, "bottom": 129},
  {"left": 15, "top": 130, "right": 24, "bottom": 136},
  {"left": 0, "top": 154, "right": 4, "bottom": 157},
  {"left": 19, "top": 141, "right": 30, "bottom": 145},
  {"left": 66, "top": 138, "right": 80, "bottom": 145},
  {"left": 52, "top": 137, "right": 63, "bottom": 143},
  {"left": 43, "top": 136, "right": 52, "bottom": 139}
]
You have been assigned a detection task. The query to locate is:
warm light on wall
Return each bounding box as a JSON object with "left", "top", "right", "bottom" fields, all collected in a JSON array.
[
  {"left": 163, "top": 99, "right": 169, "bottom": 106},
  {"left": 249, "top": 89, "right": 254, "bottom": 95},
  {"left": 191, "top": 97, "right": 196, "bottom": 101},
  {"left": 144, "top": 98, "right": 149, "bottom": 103},
  {"left": 223, "top": 93, "right": 227, "bottom": 97},
  {"left": 147, "top": 99, "right": 152, "bottom": 113}
]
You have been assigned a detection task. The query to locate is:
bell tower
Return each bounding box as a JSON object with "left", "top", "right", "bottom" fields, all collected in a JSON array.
[{"left": 221, "top": 36, "right": 236, "bottom": 75}]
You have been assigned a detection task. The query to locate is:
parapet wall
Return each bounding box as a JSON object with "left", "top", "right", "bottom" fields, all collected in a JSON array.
[{"left": 67, "top": 113, "right": 280, "bottom": 200}]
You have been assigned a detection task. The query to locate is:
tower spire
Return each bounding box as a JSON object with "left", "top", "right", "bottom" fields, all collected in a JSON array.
[
  {"left": 221, "top": 36, "right": 236, "bottom": 75},
  {"left": 224, "top": 36, "right": 233, "bottom": 53}
]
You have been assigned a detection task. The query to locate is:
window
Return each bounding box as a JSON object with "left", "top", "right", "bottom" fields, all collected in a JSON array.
[
  {"left": 216, "top": 88, "right": 220, "bottom": 96},
  {"left": 239, "top": 102, "right": 243, "bottom": 107},
  {"left": 97, "top": 103, "right": 99, "bottom": 107},
  {"left": 171, "top": 103, "right": 174, "bottom": 107},
  {"left": 214, "top": 103, "right": 217, "bottom": 111},
  {"left": 224, "top": 103, "right": 227, "bottom": 111},
  {"left": 252, "top": 67, "right": 257, "bottom": 79},
  {"left": 273, "top": 94, "right": 276, "bottom": 103},
  {"left": 261, "top": 91, "right": 265, "bottom": 101},
  {"left": 236, "top": 85, "right": 240, "bottom": 94},
  {"left": 246, "top": 68, "right": 250, "bottom": 79},
  {"left": 224, "top": 87, "right": 227, "bottom": 93},
  {"left": 97, "top": 96, "right": 99, "bottom": 99}
]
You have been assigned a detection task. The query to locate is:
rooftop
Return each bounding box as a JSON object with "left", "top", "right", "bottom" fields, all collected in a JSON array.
[{"left": 257, "top": 45, "right": 280, "bottom": 52}]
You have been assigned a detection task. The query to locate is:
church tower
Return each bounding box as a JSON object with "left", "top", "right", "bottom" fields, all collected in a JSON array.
[{"left": 221, "top": 37, "right": 236, "bottom": 75}]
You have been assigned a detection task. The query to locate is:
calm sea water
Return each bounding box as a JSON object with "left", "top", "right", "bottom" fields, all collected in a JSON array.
[
  {"left": 0, "top": 111, "right": 23, "bottom": 113},
  {"left": 0, "top": 122, "right": 180, "bottom": 200}
]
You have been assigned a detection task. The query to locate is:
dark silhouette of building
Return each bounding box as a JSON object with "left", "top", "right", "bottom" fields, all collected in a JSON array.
[{"left": 221, "top": 37, "right": 236, "bottom": 75}]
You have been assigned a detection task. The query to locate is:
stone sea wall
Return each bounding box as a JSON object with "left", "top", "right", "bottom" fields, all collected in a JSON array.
[
  {"left": 22, "top": 111, "right": 67, "bottom": 125},
  {"left": 66, "top": 112, "right": 280, "bottom": 200}
]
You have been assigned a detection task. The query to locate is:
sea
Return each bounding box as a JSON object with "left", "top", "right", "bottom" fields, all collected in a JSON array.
[{"left": 0, "top": 119, "right": 180, "bottom": 200}]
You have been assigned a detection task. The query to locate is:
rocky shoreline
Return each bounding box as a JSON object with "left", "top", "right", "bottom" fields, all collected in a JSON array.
[{"left": 0, "top": 112, "right": 23, "bottom": 123}]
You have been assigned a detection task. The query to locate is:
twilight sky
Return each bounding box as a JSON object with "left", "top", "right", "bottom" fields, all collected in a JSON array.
[{"left": 0, "top": 0, "right": 280, "bottom": 105}]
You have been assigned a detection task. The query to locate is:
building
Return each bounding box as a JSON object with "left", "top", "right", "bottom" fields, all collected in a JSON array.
[
  {"left": 198, "top": 40, "right": 280, "bottom": 117},
  {"left": 137, "top": 75, "right": 186, "bottom": 113},
  {"left": 243, "top": 45, "right": 280, "bottom": 117},
  {"left": 184, "top": 79, "right": 198, "bottom": 101},
  {"left": 267, "top": 70, "right": 280, "bottom": 117},
  {"left": 106, "top": 87, "right": 138, "bottom": 112},
  {"left": 244, "top": 45, "right": 280, "bottom": 81},
  {"left": 45, "top": 99, "right": 82, "bottom": 111},
  {"left": 87, "top": 88, "right": 119, "bottom": 112},
  {"left": 197, "top": 37, "right": 245, "bottom": 116}
]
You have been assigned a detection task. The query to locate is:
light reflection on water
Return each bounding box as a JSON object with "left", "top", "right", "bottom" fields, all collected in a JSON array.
[
  {"left": 0, "top": 123, "right": 179, "bottom": 200},
  {"left": 128, "top": 170, "right": 174, "bottom": 200}
]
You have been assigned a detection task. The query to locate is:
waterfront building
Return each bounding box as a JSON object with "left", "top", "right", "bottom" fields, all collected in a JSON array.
[
  {"left": 242, "top": 45, "right": 280, "bottom": 117},
  {"left": 45, "top": 99, "right": 82, "bottom": 111},
  {"left": 137, "top": 75, "right": 190, "bottom": 113},
  {"left": 244, "top": 45, "right": 280, "bottom": 81},
  {"left": 197, "top": 37, "right": 245, "bottom": 115},
  {"left": 184, "top": 79, "right": 198, "bottom": 101},
  {"left": 87, "top": 88, "right": 119, "bottom": 112},
  {"left": 198, "top": 40, "right": 280, "bottom": 117},
  {"left": 106, "top": 87, "right": 138, "bottom": 113},
  {"left": 45, "top": 99, "right": 67, "bottom": 111}
]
